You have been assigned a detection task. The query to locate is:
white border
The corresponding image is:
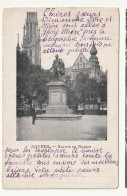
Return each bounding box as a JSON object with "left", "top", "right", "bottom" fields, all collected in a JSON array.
[{"left": 0, "top": 0, "right": 126, "bottom": 195}]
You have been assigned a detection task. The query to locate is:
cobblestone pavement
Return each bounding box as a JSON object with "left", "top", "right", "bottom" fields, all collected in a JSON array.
[{"left": 16, "top": 115, "right": 107, "bottom": 141}]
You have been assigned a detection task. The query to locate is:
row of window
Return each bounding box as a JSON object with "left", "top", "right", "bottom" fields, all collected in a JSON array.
[{"left": 74, "top": 62, "right": 88, "bottom": 69}]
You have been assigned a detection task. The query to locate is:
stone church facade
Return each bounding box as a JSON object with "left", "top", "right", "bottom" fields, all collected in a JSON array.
[
  {"left": 67, "top": 43, "right": 102, "bottom": 85},
  {"left": 65, "top": 43, "right": 107, "bottom": 114},
  {"left": 22, "top": 12, "right": 41, "bottom": 66}
]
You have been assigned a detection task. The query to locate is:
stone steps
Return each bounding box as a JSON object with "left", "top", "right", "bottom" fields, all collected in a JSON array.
[{"left": 36, "top": 114, "right": 82, "bottom": 121}]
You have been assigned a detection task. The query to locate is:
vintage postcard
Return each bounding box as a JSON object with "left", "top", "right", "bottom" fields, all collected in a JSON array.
[{"left": 2, "top": 7, "right": 119, "bottom": 188}]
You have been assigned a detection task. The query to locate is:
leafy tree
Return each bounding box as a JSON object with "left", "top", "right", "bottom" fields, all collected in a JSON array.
[
  {"left": 16, "top": 50, "right": 53, "bottom": 113},
  {"left": 66, "top": 74, "right": 107, "bottom": 111}
]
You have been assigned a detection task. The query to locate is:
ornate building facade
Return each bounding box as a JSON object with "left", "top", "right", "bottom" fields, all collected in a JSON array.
[
  {"left": 66, "top": 43, "right": 104, "bottom": 85},
  {"left": 22, "top": 12, "right": 41, "bottom": 66},
  {"left": 65, "top": 43, "right": 107, "bottom": 114}
]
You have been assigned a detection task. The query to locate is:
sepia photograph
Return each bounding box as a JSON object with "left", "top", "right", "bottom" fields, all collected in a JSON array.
[
  {"left": 2, "top": 6, "right": 119, "bottom": 189},
  {"left": 16, "top": 9, "right": 107, "bottom": 141}
]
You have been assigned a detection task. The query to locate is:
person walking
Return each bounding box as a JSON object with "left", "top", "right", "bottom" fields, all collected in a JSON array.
[{"left": 31, "top": 105, "right": 36, "bottom": 125}]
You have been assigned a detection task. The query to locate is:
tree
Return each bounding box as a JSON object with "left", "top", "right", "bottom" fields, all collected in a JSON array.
[
  {"left": 98, "top": 79, "right": 107, "bottom": 110},
  {"left": 66, "top": 74, "right": 107, "bottom": 112},
  {"left": 16, "top": 50, "right": 53, "bottom": 114}
]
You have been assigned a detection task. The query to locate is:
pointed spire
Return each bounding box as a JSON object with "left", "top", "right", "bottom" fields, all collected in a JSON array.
[
  {"left": 90, "top": 39, "right": 97, "bottom": 55},
  {"left": 17, "top": 33, "right": 19, "bottom": 47},
  {"left": 90, "top": 34, "right": 97, "bottom": 55},
  {"left": 16, "top": 33, "right": 20, "bottom": 51}
]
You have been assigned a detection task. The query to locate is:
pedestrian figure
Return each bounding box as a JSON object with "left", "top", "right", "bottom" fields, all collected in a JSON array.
[{"left": 31, "top": 105, "right": 36, "bottom": 125}]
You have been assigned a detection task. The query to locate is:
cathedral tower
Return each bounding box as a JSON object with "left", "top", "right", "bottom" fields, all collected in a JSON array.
[
  {"left": 89, "top": 42, "right": 100, "bottom": 82},
  {"left": 22, "top": 12, "right": 41, "bottom": 66}
]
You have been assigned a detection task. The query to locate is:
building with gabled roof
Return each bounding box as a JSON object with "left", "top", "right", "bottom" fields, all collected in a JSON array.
[{"left": 66, "top": 42, "right": 103, "bottom": 86}]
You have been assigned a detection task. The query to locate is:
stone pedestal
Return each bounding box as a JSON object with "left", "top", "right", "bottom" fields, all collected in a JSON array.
[{"left": 46, "top": 81, "right": 69, "bottom": 114}]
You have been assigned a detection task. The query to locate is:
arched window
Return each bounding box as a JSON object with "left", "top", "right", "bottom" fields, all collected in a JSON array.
[
  {"left": 80, "top": 57, "right": 82, "bottom": 62},
  {"left": 83, "top": 62, "right": 85, "bottom": 68}
]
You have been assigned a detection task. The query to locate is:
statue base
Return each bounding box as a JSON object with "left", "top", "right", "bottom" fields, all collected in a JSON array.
[
  {"left": 46, "top": 105, "right": 69, "bottom": 114},
  {"left": 36, "top": 114, "right": 82, "bottom": 120},
  {"left": 36, "top": 80, "right": 82, "bottom": 120},
  {"left": 45, "top": 80, "right": 69, "bottom": 114}
]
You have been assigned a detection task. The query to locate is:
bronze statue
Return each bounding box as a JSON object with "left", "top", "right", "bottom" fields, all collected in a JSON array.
[{"left": 50, "top": 55, "right": 65, "bottom": 81}]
